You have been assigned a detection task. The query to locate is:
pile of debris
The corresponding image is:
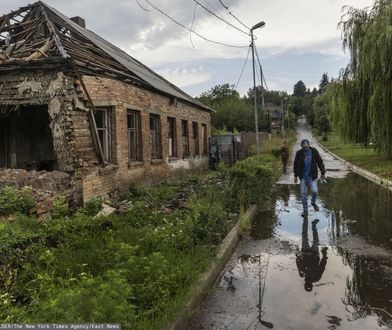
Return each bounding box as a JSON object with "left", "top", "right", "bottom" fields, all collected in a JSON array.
[
  {"left": 0, "top": 168, "right": 72, "bottom": 219},
  {"left": 0, "top": 168, "right": 71, "bottom": 191}
]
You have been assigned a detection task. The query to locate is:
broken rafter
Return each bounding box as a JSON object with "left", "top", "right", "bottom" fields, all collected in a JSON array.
[
  {"left": 39, "top": 5, "right": 67, "bottom": 59},
  {"left": 24, "top": 38, "right": 53, "bottom": 61}
]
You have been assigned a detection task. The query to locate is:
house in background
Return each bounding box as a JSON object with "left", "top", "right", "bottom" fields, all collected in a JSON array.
[
  {"left": 264, "top": 103, "right": 283, "bottom": 134},
  {"left": 0, "top": 2, "right": 211, "bottom": 204}
]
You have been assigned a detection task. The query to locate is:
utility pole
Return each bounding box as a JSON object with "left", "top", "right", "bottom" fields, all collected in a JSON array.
[
  {"left": 281, "top": 98, "right": 285, "bottom": 139},
  {"left": 250, "top": 21, "right": 265, "bottom": 155}
]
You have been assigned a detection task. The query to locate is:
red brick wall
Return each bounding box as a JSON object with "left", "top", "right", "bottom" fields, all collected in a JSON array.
[{"left": 75, "top": 76, "right": 211, "bottom": 202}]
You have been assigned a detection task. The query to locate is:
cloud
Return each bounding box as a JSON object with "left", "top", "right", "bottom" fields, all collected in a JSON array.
[
  {"left": 155, "top": 66, "right": 212, "bottom": 88},
  {"left": 0, "top": 0, "right": 374, "bottom": 94}
]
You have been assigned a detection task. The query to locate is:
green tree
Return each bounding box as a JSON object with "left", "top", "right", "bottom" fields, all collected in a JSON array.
[
  {"left": 293, "top": 80, "right": 306, "bottom": 97},
  {"left": 331, "top": 0, "right": 392, "bottom": 156},
  {"left": 313, "top": 91, "right": 331, "bottom": 139},
  {"left": 197, "top": 84, "right": 256, "bottom": 132},
  {"left": 318, "top": 73, "right": 330, "bottom": 94}
]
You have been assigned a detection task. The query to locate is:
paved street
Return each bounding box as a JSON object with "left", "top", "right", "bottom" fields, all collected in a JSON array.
[{"left": 191, "top": 120, "right": 392, "bottom": 330}]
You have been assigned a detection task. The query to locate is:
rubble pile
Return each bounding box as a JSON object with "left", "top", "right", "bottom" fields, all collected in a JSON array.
[{"left": 0, "top": 168, "right": 73, "bottom": 218}]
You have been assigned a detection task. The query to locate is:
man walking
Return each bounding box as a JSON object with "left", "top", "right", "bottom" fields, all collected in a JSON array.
[
  {"left": 279, "top": 141, "right": 289, "bottom": 174},
  {"left": 294, "top": 139, "right": 326, "bottom": 217}
]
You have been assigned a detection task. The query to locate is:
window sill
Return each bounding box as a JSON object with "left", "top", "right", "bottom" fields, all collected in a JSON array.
[
  {"left": 151, "top": 159, "right": 164, "bottom": 165},
  {"left": 182, "top": 156, "right": 190, "bottom": 160},
  {"left": 99, "top": 164, "right": 118, "bottom": 175},
  {"left": 194, "top": 155, "right": 201, "bottom": 160},
  {"left": 128, "top": 161, "right": 144, "bottom": 168},
  {"left": 169, "top": 157, "right": 179, "bottom": 163}
]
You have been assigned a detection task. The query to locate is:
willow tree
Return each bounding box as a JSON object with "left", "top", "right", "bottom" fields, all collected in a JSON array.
[{"left": 334, "top": 0, "right": 392, "bottom": 156}]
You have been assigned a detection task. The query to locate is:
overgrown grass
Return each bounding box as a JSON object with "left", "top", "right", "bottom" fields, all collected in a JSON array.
[
  {"left": 0, "top": 158, "right": 278, "bottom": 329},
  {"left": 260, "top": 131, "right": 297, "bottom": 156},
  {"left": 315, "top": 131, "right": 392, "bottom": 180}
]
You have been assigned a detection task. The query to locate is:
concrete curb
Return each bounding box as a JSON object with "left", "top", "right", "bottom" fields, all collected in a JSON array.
[
  {"left": 167, "top": 204, "right": 258, "bottom": 330},
  {"left": 312, "top": 132, "right": 392, "bottom": 193}
]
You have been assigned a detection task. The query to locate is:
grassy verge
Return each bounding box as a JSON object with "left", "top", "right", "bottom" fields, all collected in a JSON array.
[
  {"left": 260, "top": 131, "right": 296, "bottom": 155},
  {"left": 0, "top": 155, "right": 279, "bottom": 329},
  {"left": 313, "top": 131, "right": 392, "bottom": 180}
]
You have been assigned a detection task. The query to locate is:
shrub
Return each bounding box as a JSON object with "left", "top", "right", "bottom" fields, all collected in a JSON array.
[
  {"left": 220, "top": 154, "right": 278, "bottom": 211},
  {"left": 271, "top": 148, "right": 281, "bottom": 158},
  {"left": 76, "top": 198, "right": 103, "bottom": 217},
  {"left": 51, "top": 197, "right": 69, "bottom": 219},
  {"left": 0, "top": 186, "right": 36, "bottom": 216}
]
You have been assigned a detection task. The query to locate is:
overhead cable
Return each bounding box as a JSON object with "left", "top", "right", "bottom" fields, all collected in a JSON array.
[
  {"left": 190, "top": 3, "right": 198, "bottom": 48},
  {"left": 234, "top": 45, "right": 251, "bottom": 90},
  {"left": 136, "top": 0, "right": 151, "bottom": 11},
  {"left": 192, "top": 0, "right": 249, "bottom": 36},
  {"left": 218, "top": 0, "right": 250, "bottom": 30},
  {"left": 254, "top": 43, "right": 269, "bottom": 90},
  {"left": 141, "top": 0, "right": 249, "bottom": 48}
]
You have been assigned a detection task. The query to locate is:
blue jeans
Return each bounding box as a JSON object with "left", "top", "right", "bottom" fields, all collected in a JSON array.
[{"left": 300, "top": 177, "right": 318, "bottom": 213}]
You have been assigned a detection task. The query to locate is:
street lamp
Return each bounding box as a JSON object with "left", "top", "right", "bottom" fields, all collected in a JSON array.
[{"left": 251, "top": 21, "right": 265, "bottom": 155}]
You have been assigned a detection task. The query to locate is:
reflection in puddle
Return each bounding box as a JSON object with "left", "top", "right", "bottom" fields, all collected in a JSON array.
[
  {"left": 296, "top": 218, "right": 328, "bottom": 292},
  {"left": 250, "top": 173, "right": 392, "bottom": 329},
  {"left": 193, "top": 172, "right": 392, "bottom": 330}
]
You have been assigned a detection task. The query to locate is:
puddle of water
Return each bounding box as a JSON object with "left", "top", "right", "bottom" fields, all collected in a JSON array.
[
  {"left": 192, "top": 172, "right": 392, "bottom": 330},
  {"left": 255, "top": 172, "right": 392, "bottom": 248}
]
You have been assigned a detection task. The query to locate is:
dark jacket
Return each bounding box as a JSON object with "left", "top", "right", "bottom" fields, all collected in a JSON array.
[{"left": 293, "top": 147, "right": 326, "bottom": 180}]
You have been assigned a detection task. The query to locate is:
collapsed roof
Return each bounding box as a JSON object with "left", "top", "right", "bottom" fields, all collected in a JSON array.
[{"left": 0, "top": 1, "right": 210, "bottom": 111}]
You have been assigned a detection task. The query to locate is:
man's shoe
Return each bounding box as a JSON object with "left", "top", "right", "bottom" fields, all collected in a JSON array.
[
  {"left": 301, "top": 211, "right": 308, "bottom": 217},
  {"left": 311, "top": 202, "right": 319, "bottom": 211}
]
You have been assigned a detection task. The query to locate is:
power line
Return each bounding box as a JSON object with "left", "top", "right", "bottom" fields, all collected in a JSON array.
[
  {"left": 235, "top": 45, "right": 251, "bottom": 90},
  {"left": 189, "top": 3, "right": 198, "bottom": 48},
  {"left": 141, "top": 0, "right": 249, "bottom": 48},
  {"left": 136, "top": 0, "right": 151, "bottom": 11},
  {"left": 254, "top": 43, "right": 269, "bottom": 91},
  {"left": 203, "top": 0, "right": 221, "bottom": 13},
  {"left": 192, "top": 0, "right": 249, "bottom": 36},
  {"left": 218, "top": 0, "right": 250, "bottom": 30}
]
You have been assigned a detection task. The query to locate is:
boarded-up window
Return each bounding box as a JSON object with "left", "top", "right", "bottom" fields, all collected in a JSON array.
[
  {"left": 192, "top": 122, "right": 199, "bottom": 156},
  {"left": 128, "top": 110, "right": 142, "bottom": 161},
  {"left": 182, "top": 120, "right": 190, "bottom": 158},
  {"left": 201, "top": 124, "right": 208, "bottom": 155},
  {"left": 94, "top": 108, "right": 112, "bottom": 162},
  {"left": 150, "top": 114, "right": 162, "bottom": 159},
  {"left": 168, "top": 117, "right": 177, "bottom": 157}
]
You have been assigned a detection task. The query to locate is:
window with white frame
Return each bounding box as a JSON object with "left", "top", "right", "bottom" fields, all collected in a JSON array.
[{"left": 94, "top": 108, "right": 112, "bottom": 162}]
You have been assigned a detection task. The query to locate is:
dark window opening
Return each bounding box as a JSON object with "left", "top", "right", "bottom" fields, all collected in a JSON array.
[
  {"left": 182, "top": 120, "right": 190, "bottom": 158},
  {"left": 150, "top": 114, "right": 162, "bottom": 159},
  {"left": 192, "top": 122, "right": 199, "bottom": 156},
  {"left": 202, "top": 124, "right": 208, "bottom": 155},
  {"left": 0, "top": 105, "right": 57, "bottom": 171},
  {"left": 127, "top": 110, "right": 142, "bottom": 161},
  {"left": 168, "top": 117, "right": 177, "bottom": 157}
]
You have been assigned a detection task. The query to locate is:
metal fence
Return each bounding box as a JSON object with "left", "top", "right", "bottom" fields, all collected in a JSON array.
[{"left": 209, "top": 132, "right": 269, "bottom": 167}]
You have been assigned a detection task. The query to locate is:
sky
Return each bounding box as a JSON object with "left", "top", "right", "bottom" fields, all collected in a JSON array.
[{"left": 1, "top": 0, "right": 374, "bottom": 97}]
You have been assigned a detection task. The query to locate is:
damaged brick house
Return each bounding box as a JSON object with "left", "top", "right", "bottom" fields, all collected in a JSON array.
[{"left": 0, "top": 2, "right": 211, "bottom": 205}]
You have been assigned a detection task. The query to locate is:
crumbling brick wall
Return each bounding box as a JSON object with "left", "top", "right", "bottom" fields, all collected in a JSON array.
[
  {"left": 0, "top": 70, "right": 211, "bottom": 205},
  {"left": 77, "top": 75, "right": 211, "bottom": 202},
  {"left": 0, "top": 71, "right": 77, "bottom": 172}
]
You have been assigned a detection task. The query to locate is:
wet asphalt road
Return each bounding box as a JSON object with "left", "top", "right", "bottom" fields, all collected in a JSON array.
[{"left": 191, "top": 120, "right": 392, "bottom": 330}]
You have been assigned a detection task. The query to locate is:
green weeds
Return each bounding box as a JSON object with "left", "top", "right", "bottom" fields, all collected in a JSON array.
[{"left": 0, "top": 158, "right": 278, "bottom": 329}]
